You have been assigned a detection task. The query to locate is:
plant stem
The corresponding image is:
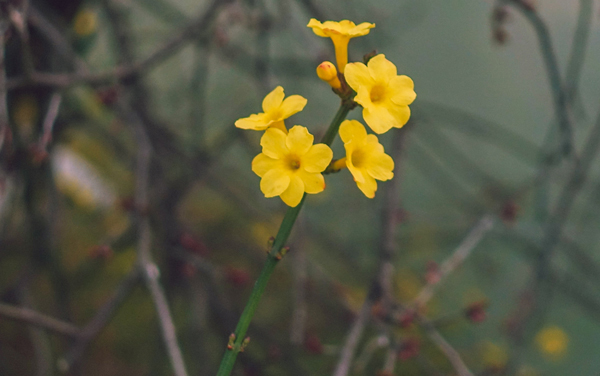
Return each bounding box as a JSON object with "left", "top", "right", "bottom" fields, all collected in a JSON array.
[{"left": 215, "top": 101, "right": 353, "bottom": 376}]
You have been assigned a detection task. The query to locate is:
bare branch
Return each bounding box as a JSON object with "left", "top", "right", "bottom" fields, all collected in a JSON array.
[
  {"left": 0, "top": 302, "right": 80, "bottom": 338},
  {"left": 413, "top": 215, "right": 495, "bottom": 309}
]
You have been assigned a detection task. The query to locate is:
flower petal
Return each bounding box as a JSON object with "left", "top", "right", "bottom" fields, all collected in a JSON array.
[
  {"left": 279, "top": 175, "right": 304, "bottom": 207},
  {"left": 390, "top": 105, "right": 411, "bottom": 129},
  {"left": 307, "top": 19, "right": 327, "bottom": 37},
  {"left": 286, "top": 125, "right": 314, "bottom": 156},
  {"left": 279, "top": 95, "right": 307, "bottom": 118},
  {"left": 298, "top": 171, "right": 325, "bottom": 194},
  {"left": 344, "top": 62, "right": 372, "bottom": 93},
  {"left": 339, "top": 120, "right": 367, "bottom": 144},
  {"left": 356, "top": 175, "right": 378, "bottom": 198},
  {"left": 235, "top": 113, "right": 269, "bottom": 130},
  {"left": 389, "top": 75, "right": 416, "bottom": 105},
  {"left": 260, "top": 169, "right": 290, "bottom": 198},
  {"left": 262, "top": 86, "right": 285, "bottom": 112},
  {"left": 368, "top": 54, "right": 397, "bottom": 82},
  {"left": 344, "top": 141, "right": 365, "bottom": 183},
  {"left": 349, "top": 22, "right": 375, "bottom": 36},
  {"left": 252, "top": 153, "right": 280, "bottom": 177},
  {"left": 261, "top": 128, "right": 288, "bottom": 159},
  {"left": 303, "top": 144, "right": 333, "bottom": 173},
  {"left": 366, "top": 152, "right": 394, "bottom": 181},
  {"left": 362, "top": 105, "right": 396, "bottom": 134}
]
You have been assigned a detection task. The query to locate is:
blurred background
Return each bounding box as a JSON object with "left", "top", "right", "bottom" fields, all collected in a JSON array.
[{"left": 1, "top": 0, "right": 600, "bottom": 375}]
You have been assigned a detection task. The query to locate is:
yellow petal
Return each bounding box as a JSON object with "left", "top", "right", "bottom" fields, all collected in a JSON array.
[
  {"left": 389, "top": 75, "right": 416, "bottom": 105},
  {"left": 286, "top": 126, "right": 314, "bottom": 156},
  {"left": 353, "top": 86, "right": 373, "bottom": 109},
  {"left": 262, "top": 86, "right": 285, "bottom": 112},
  {"left": 269, "top": 120, "right": 288, "bottom": 133},
  {"left": 279, "top": 175, "right": 304, "bottom": 207},
  {"left": 307, "top": 19, "right": 327, "bottom": 37},
  {"left": 260, "top": 169, "right": 290, "bottom": 197},
  {"left": 344, "top": 141, "right": 366, "bottom": 183},
  {"left": 356, "top": 175, "right": 378, "bottom": 198},
  {"left": 235, "top": 113, "right": 269, "bottom": 130},
  {"left": 261, "top": 128, "right": 288, "bottom": 159},
  {"left": 279, "top": 95, "right": 307, "bottom": 118},
  {"left": 344, "top": 62, "right": 372, "bottom": 92},
  {"left": 252, "top": 153, "right": 280, "bottom": 177},
  {"left": 368, "top": 54, "right": 397, "bottom": 82},
  {"left": 299, "top": 171, "right": 325, "bottom": 194},
  {"left": 339, "top": 120, "right": 367, "bottom": 144},
  {"left": 390, "top": 105, "right": 411, "bottom": 129},
  {"left": 302, "top": 144, "right": 333, "bottom": 173},
  {"left": 350, "top": 22, "right": 375, "bottom": 36},
  {"left": 362, "top": 105, "right": 396, "bottom": 134},
  {"left": 366, "top": 152, "right": 394, "bottom": 181}
]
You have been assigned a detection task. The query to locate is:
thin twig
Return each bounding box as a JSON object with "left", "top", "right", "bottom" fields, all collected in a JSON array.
[
  {"left": 58, "top": 269, "right": 141, "bottom": 372},
  {"left": 564, "top": 0, "right": 593, "bottom": 107},
  {"left": 7, "top": 0, "right": 233, "bottom": 90},
  {"left": 0, "top": 302, "right": 80, "bottom": 338},
  {"left": 413, "top": 215, "right": 495, "bottom": 309},
  {"left": 39, "top": 93, "right": 62, "bottom": 150},
  {"left": 333, "top": 301, "right": 372, "bottom": 376},
  {"left": 333, "top": 127, "right": 408, "bottom": 376},
  {"left": 419, "top": 317, "right": 474, "bottom": 376},
  {"left": 0, "top": 14, "right": 9, "bottom": 153},
  {"left": 27, "top": 5, "right": 89, "bottom": 72},
  {"left": 505, "top": 0, "right": 574, "bottom": 157},
  {"left": 127, "top": 101, "right": 189, "bottom": 376}
]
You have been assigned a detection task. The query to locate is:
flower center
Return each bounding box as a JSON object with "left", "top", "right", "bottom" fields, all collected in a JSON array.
[
  {"left": 369, "top": 84, "right": 386, "bottom": 103},
  {"left": 351, "top": 149, "right": 366, "bottom": 168},
  {"left": 285, "top": 154, "right": 301, "bottom": 171}
]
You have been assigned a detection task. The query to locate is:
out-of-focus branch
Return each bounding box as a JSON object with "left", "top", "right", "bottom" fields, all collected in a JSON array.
[
  {"left": 504, "top": 0, "right": 574, "bottom": 157},
  {"left": 0, "top": 302, "right": 80, "bottom": 338},
  {"left": 333, "top": 126, "right": 408, "bottom": 376},
  {"left": 333, "top": 301, "right": 371, "bottom": 376},
  {"left": 59, "top": 269, "right": 141, "bottom": 372},
  {"left": 565, "top": 0, "right": 593, "bottom": 106},
  {"left": 27, "top": 5, "right": 89, "bottom": 72},
  {"left": 127, "top": 102, "right": 189, "bottom": 376},
  {"left": 0, "top": 12, "right": 9, "bottom": 154},
  {"left": 418, "top": 317, "right": 474, "bottom": 376},
  {"left": 7, "top": 0, "right": 233, "bottom": 90},
  {"left": 413, "top": 215, "right": 495, "bottom": 309},
  {"left": 535, "top": 102, "right": 600, "bottom": 291}
]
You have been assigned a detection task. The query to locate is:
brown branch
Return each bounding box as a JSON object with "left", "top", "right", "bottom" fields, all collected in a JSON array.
[
  {"left": 58, "top": 269, "right": 141, "bottom": 372},
  {"left": 0, "top": 302, "right": 80, "bottom": 338},
  {"left": 418, "top": 316, "right": 474, "bottom": 376},
  {"left": 412, "top": 215, "right": 495, "bottom": 309},
  {"left": 7, "top": 0, "right": 233, "bottom": 90}
]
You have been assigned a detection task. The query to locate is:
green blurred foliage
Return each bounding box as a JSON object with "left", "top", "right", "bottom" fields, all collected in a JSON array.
[{"left": 1, "top": 0, "right": 600, "bottom": 375}]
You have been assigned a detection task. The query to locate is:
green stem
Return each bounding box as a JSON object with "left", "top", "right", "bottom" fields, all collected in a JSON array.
[{"left": 215, "top": 101, "right": 353, "bottom": 376}]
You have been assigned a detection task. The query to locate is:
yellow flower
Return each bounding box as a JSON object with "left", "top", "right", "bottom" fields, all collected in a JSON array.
[
  {"left": 345, "top": 54, "right": 416, "bottom": 134},
  {"left": 307, "top": 19, "right": 375, "bottom": 73},
  {"left": 339, "top": 120, "right": 394, "bottom": 198},
  {"left": 252, "top": 126, "right": 333, "bottom": 207},
  {"left": 535, "top": 326, "right": 568, "bottom": 358},
  {"left": 316, "top": 61, "right": 341, "bottom": 90},
  {"left": 235, "top": 86, "right": 307, "bottom": 133}
]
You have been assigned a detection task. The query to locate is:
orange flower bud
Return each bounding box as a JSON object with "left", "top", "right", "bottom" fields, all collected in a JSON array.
[{"left": 316, "top": 61, "right": 341, "bottom": 89}]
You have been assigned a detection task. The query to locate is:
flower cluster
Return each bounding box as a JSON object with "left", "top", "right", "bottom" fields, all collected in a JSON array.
[{"left": 234, "top": 19, "right": 416, "bottom": 207}]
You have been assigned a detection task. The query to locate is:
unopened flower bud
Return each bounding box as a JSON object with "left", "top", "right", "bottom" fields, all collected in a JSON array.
[{"left": 316, "top": 61, "right": 341, "bottom": 90}]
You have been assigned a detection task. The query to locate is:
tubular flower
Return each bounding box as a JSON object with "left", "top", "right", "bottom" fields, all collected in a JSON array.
[
  {"left": 345, "top": 54, "right": 416, "bottom": 134},
  {"left": 307, "top": 19, "right": 375, "bottom": 73},
  {"left": 339, "top": 120, "right": 394, "bottom": 198},
  {"left": 252, "top": 126, "right": 333, "bottom": 207},
  {"left": 316, "top": 61, "right": 341, "bottom": 90},
  {"left": 235, "top": 86, "right": 307, "bottom": 133}
]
